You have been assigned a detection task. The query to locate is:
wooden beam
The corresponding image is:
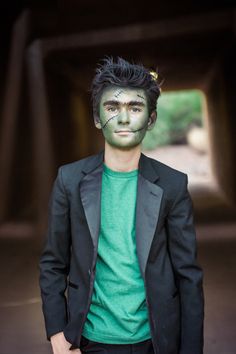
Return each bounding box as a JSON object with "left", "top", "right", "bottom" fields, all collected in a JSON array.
[{"left": 42, "top": 10, "right": 235, "bottom": 54}]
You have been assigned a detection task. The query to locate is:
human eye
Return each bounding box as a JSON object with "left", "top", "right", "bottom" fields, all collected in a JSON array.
[
  {"left": 130, "top": 106, "right": 142, "bottom": 113},
  {"left": 106, "top": 106, "right": 118, "bottom": 113}
]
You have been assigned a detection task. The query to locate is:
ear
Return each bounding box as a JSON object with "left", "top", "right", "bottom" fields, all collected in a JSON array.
[
  {"left": 94, "top": 115, "right": 102, "bottom": 129},
  {"left": 147, "top": 111, "right": 157, "bottom": 130}
]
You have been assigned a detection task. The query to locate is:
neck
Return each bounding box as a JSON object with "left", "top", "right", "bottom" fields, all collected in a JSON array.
[{"left": 104, "top": 142, "right": 141, "bottom": 172}]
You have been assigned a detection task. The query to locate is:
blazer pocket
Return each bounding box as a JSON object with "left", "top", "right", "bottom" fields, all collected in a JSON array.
[{"left": 68, "top": 281, "right": 79, "bottom": 289}]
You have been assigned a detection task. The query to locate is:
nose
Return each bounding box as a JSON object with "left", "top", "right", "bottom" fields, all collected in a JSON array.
[{"left": 117, "top": 107, "right": 130, "bottom": 125}]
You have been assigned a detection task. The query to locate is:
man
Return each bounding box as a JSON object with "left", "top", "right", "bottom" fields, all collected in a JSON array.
[{"left": 39, "top": 57, "right": 204, "bottom": 354}]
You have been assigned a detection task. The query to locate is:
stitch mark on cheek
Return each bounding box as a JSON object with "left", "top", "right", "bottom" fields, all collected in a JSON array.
[
  {"left": 101, "top": 114, "right": 118, "bottom": 129},
  {"left": 132, "top": 123, "right": 149, "bottom": 133}
]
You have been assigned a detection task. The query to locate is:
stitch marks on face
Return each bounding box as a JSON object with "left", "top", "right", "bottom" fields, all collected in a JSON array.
[
  {"left": 131, "top": 123, "right": 149, "bottom": 133},
  {"left": 114, "top": 90, "right": 145, "bottom": 101},
  {"left": 101, "top": 114, "right": 119, "bottom": 129},
  {"left": 137, "top": 93, "right": 145, "bottom": 100},
  {"left": 97, "top": 87, "right": 152, "bottom": 149},
  {"left": 114, "top": 89, "right": 124, "bottom": 98}
]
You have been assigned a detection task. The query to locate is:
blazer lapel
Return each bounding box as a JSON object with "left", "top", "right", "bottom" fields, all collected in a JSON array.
[
  {"left": 80, "top": 152, "right": 104, "bottom": 248},
  {"left": 79, "top": 151, "right": 163, "bottom": 275},
  {"left": 136, "top": 154, "right": 163, "bottom": 278}
]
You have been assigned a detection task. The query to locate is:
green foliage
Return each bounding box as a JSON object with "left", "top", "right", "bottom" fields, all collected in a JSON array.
[{"left": 142, "top": 90, "right": 204, "bottom": 150}]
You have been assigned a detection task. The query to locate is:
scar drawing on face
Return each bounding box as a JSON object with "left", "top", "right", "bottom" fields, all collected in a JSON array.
[
  {"left": 137, "top": 94, "right": 145, "bottom": 100},
  {"left": 131, "top": 123, "right": 149, "bottom": 133},
  {"left": 101, "top": 114, "right": 119, "bottom": 129},
  {"left": 114, "top": 89, "right": 124, "bottom": 98}
]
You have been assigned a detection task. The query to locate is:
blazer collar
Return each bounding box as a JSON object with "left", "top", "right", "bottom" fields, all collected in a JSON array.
[
  {"left": 81, "top": 149, "right": 160, "bottom": 183},
  {"left": 81, "top": 150, "right": 104, "bottom": 175},
  {"left": 138, "top": 152, "right": 160, "bottom": 183}
]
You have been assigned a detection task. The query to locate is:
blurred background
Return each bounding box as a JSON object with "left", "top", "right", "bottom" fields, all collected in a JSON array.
[{"left": 0, "top": 1, "right": 235, "bottom": 353}]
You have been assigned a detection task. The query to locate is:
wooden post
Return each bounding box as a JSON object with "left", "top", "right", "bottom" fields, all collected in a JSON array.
[
  {"left": 27, "top": 40, "right": 55, "bottom": 234},
  {"left": 0, "top": 10, "right": 30, "bottom": 222}
]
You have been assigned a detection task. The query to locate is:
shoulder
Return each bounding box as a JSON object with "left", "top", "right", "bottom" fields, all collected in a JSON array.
[
  {"left": 143, "top": 154, "right": 188, "bottom": 193},
  {"left": 145, "top": 156, "right": 190, "bottom": 210},
  {"left": 146, "top": 154, "right": 186, "bottom": 179},
  {"left": 59, "top": 153, "right": 98, "bottom": 173},
  {"left": 58, "top": 152, "right": 102, "bottom": 184}
]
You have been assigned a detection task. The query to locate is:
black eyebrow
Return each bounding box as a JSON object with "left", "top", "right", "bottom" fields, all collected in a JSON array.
[
  {"left": 128, "top": 101, "right": 145, "bottom": 106},
  {"left": 103, "top": 100, "right": 145, "bottom": 107},
  {"left": 103, "top": 100, "right": 120, "bottom": 107}
]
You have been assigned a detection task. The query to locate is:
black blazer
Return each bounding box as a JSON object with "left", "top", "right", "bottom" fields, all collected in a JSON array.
[{"left": 39, "top": 151, "right": 204, "bottom": 354}]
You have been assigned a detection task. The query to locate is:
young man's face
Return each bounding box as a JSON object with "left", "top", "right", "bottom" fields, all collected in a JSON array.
[{"left": 95, "top": 86, "right": 156, "bottom": 149}]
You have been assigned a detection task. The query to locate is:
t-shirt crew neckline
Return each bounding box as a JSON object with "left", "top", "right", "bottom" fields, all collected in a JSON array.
[{"left": 103, "top": 164, "right": 138, "bottom": 178}]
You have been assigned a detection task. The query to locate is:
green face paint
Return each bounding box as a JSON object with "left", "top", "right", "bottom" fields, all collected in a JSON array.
[{"left": 97, "top": 87, "right": 152, "bottom": 149}]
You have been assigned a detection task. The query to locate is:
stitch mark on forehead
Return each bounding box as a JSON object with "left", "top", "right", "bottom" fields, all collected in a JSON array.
[
  {"left": 114, "top": 90, "right": 124, "bottom": 98},
  {"left": 137, "top": 94, "right": 145, "bottom": 100},
  {"left": 101, "top": 114, "right": 118, "bottom": 129}
]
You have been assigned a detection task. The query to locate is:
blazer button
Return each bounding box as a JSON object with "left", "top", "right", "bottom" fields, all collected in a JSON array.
[{"left": 88, "top": 269, "right": 91, "bottom": 275}]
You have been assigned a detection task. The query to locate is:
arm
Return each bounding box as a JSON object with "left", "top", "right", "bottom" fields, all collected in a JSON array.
[
  {"left": 39, "top": 167, "right": 71, "bottom": 340},
  {"left": 167, "top": 175, "right": 204, "bottom": 354}
]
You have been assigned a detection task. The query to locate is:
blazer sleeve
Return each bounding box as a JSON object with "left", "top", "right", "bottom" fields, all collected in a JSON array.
[
  {"left": 166, "top": 174, "right": 204, "bottom": 354},
  {"left": 39, "top": 167, "right": 71, "bottom": 340}
]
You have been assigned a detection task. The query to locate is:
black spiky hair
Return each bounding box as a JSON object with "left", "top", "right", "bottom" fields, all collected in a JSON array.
[{"left": 91, "top": 57, "right": 161, "bottom": 120}]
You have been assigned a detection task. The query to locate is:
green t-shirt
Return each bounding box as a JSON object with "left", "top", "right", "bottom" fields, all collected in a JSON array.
[{"left": 82, "top": 164, "right": 151, "bottom": 344}]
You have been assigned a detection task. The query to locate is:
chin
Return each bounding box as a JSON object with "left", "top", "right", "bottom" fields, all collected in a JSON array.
[{"left": 109, "top": 141, "right": 142, "bottom": 150}]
